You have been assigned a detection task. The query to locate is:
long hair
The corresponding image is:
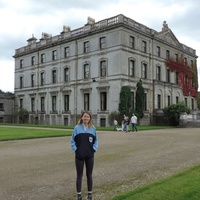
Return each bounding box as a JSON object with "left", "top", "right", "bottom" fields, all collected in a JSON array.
[{"left": 77, "top": 111, "right": 93, "bottom": 127}]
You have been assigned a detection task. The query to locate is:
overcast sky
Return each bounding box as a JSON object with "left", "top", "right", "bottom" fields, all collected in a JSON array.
[{"left": 1, "top": 0, "right": 200, "bottom": 92}]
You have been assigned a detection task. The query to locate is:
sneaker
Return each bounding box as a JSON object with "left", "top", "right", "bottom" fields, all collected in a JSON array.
[{"left": 87, "top": 196, "right": 92, "bottom": 200}]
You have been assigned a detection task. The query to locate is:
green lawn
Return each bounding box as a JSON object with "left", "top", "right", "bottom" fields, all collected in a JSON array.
[
  {"left": 112, "top": 165, "right": 200, "bottom": 200},
  {"left": 0, "top": 124, "right": 172, "bottom": 141},
  {"left": 0, "top": 127, "right": 72, "bottom": 141}
]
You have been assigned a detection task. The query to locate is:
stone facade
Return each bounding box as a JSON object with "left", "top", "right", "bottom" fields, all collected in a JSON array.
[
  {"left": 13, "top": 14, "right": 198, "bottom": 126},
  {"left": 0, "top": 91, "right": 15, "bottom": 123}
]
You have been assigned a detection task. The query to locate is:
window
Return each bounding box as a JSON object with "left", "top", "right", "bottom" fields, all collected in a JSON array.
[
  {"left": 64, "top": 68, "right": 69, "bottom": 82},
  {"left": 166, "top": 69, "right": 170, "bottom": 83},
  {"left": 41, "top": 53, "right": 45, "bottom": 63},
  {"left": 192, "top": 78, "right": 195, "bottom": 88},
  {"left": 19, "top": 99, "right": 23, "bottom": 109},
  {"left": 131, "top": 92, "right": 135, "bottom": 111},
  {"left": 167, "top": 95, "right": 170, "bottom": 106},
  {"left": 184, "top": 75, "right": 188, "bottom": 85},
  {"left": 100, "top": 37, "right": 106, "bottom": 49},
  {"left": 142, "top": 63, "right": 147, "bottom": 79},
  {"left": 129, "top": 60, "right": 135, "bottom": 77},
  {"left": 175, "top": 72, "right": 179, "bottom": 84},
  {"left": 20, "top": 76, "right": 23, "bottom": 89},
  {"left": 142, "top": 41, "right": 147, "bottom": 53},
  {"left": 176, "top": 96, "right": 179, "bottom": 104},
  {"left": 157, "top": 94, "right": 161, "bottom": 109},
  {"left": 31, "top": 74, "right": 34, "bottom": 87},
  {"left": 0, "top": 103, "right": 4, "bottom": 111},
  {"left": 52, "top": 96, "right": 57, "bottom": 112},
  {"left": 41, "top": 72, "right": 44, "bottom": 86},
  {"left": 100, "top": 60, "right": 107, "bottom": 77},
  {"left": 100, "top": 92, "right": 107, "bottom": 111},
  {"left": 166, "top": 50, "right": 170, "bottom": 60},
  {"left": 185, "top": 98, "right": 187, "bottom": 106},
  {"left": 84, "top": 93, "right": 90, "bottom": 110},
  {"left": 84, "top": 63, "right": 90, "bottom": 79},
  {"left": 184, "top": 57, "right": 187, "bottom": 66},
  {"left": 130, "top": 36, "right": 135, "bottom": 49},
  {"left": 191, "top": 60, "right": 194, "bottom": 68},
  {"left": 52, "top": 70, "right": 57, "bottom": 83},
  {"left": 41, "top": 97, "right": 45, "bottom": 112},
  {"left": 64, "top": 47, "right": 69, "bottom": 58},
  {"left": 31, "top": 56, "right": 35, "bottom": 66},
  {"left": 52, "top": 50, "right": 57, "bottom": 61},
  {"left": 191, "top": 98, "right": 194, "bottom": 110},
  {"left": 144, "top": 93, "right": 147, "bottom": 111},
  {"left": 20, "top": 59, "right": 23, "bottom": 68},
  {"left": 64, "top": 95, "right": 69, "bottom": 111},
  {"left": 175, "top": 53, "right": 178, "bottom": 62},
  {"left": 84, "top": 41, "right": 89, "bottom": 53},
  {"left": 157, "top": 46, "right": 161, "bottom": 57},
  {"left": 156, "top": 66, "right": 161, "bottom": 81},
  {"left": 31, "top": 98, "right": 35, "bottom": 112}
]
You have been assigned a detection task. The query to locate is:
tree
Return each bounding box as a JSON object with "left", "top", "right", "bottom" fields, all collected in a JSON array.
[
  {"left": 17, "top": 108, "right": 29, "bottom": 124},
  {"left": 135, "top": 79, "right": 145, "bottom": 119},
  {"left": 118, "top": 86, "right": 131, "bottom": 116},
  {"left": 163, "top": 102, "right": 190, "bottom": 126}
]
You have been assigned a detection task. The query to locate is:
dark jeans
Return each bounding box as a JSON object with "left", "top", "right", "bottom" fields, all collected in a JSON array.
[
  {"left": 132, "top": 123, "right": 137, "bottom": 131},
  {"left": 75, "top": 157, "right": 94, "bottom": 193}
]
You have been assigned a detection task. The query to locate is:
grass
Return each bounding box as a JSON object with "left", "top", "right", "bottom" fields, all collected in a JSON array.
[
  {"left": 0, "top": 123, "right": 172, "bottom": 131},
  {"left": 112, "top": 165, "right": 200, "bottom": 200},
  {"left": 0, "top": 124, "right": 172, "bottom": 141},
  {"left": 0, "top": 127, "right": 72, "bottom": 141}
]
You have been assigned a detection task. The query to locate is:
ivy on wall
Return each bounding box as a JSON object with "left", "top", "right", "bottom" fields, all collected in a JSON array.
[{"left": 165, "top": 57, "right": 198, "bottom": 99}]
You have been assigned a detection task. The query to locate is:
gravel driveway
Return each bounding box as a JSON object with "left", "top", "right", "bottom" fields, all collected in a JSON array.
[{"left": 0, "top": 128, "right": 200, "bottom": 200}]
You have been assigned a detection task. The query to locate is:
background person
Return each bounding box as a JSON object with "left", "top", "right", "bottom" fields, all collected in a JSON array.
[
  {"left": 113, "top": 119, "right": 118, "bottom": 131},
  {"left": 71, "top": 111, "right": 98, "bottom": 200},
  {"left": 131, "top": 113, "right": 138, "bottom": 132}
]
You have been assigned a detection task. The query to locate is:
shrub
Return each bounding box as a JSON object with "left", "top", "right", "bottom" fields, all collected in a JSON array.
[{"left": 163, "top": 102, "right": 190, "bottom": 126}]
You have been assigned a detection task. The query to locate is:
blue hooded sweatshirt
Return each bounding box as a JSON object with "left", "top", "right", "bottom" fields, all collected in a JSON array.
[{"left": 71, "top": 124, "right": 98, "bottom": 160}]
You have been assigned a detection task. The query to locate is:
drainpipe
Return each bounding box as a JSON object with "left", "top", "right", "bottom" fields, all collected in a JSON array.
[{"left": 74, "top": 40, "right": 78, "bottom": 124}]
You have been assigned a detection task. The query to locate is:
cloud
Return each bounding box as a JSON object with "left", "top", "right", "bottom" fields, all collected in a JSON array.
[{"left": 0, "top": 0, "right": 200, "bottom": 92}]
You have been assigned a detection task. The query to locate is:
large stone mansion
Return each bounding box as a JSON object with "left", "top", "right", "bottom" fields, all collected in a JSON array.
[{"left": 13, "top": 14, "right": 198, "bottom": 126}]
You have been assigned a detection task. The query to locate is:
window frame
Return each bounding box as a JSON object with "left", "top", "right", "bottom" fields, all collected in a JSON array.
[
  {"left": 31, "top": 56, "right": 35, "bottom": 66},
  {"left": 83, "top": 63, "right": 90, "bottom": 79},
  {"left": 129, "top": 59, "right": 135, "bottom": 77},
  {"left": 64, "top": 47, "right": 69, "bottom": 58},
  {"left": 64, "top": 67, "right": 69, "bottom": 82},
  {"left": 52, "top": 70, "right": 57, "bottom": 84},
  {"left": 130, "top": 36, "right": 135, "bottom": 49},
  {"left": 64, "top": 95, "right": 69, "bottom": 111},
  {"left": 31, "top": 97, "right": 35, "bottom": 112},
  {"left": 41, "top": 97, "right": 45, "bottom": 112},
  {"left": 40, "top": 72, "right": 44, "bottom": 86},
  {"left": 52, "top": 96, "right": 57, "bottom": 112},
  {"left": 84, "top": 41, "right": 89, "bottom": 53},
  {"left": 142, "top": 41, "right": 147, "bottom": 53},
  {"left": 141, "top": 62, "right": 147, "bottom": 79},
  {"left": 99, "top": 37, "right": 106, "bottom": 49},
  {"left": 166, "top": 50, "right": 170, "bottom": 60},
  {"left": 84, "top": 93, "right": 90, "bottom": 111},
  {"left": 100, "top": 60, "right": 107, "bottom": 77},
  {"left": 41, "top": 53, "right": 45, "bottom": 63},
  {"left": 100, "top": 92, "right": 107, "bottom": 111},
  {"left": 52, "top": 50, "right": 57, "bottom": 61},
  {"left": 157, "top": 46, "right": 161, "bottom": 57}
]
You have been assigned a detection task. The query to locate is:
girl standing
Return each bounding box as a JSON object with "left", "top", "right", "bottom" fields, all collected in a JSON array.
[{"left": 71, "top": 111, "right": 98, "bottom": 200}]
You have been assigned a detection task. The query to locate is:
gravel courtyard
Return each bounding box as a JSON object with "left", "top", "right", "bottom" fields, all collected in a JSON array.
[{"left": 0, "top": 128, "right": 200, "bottom": 200}]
